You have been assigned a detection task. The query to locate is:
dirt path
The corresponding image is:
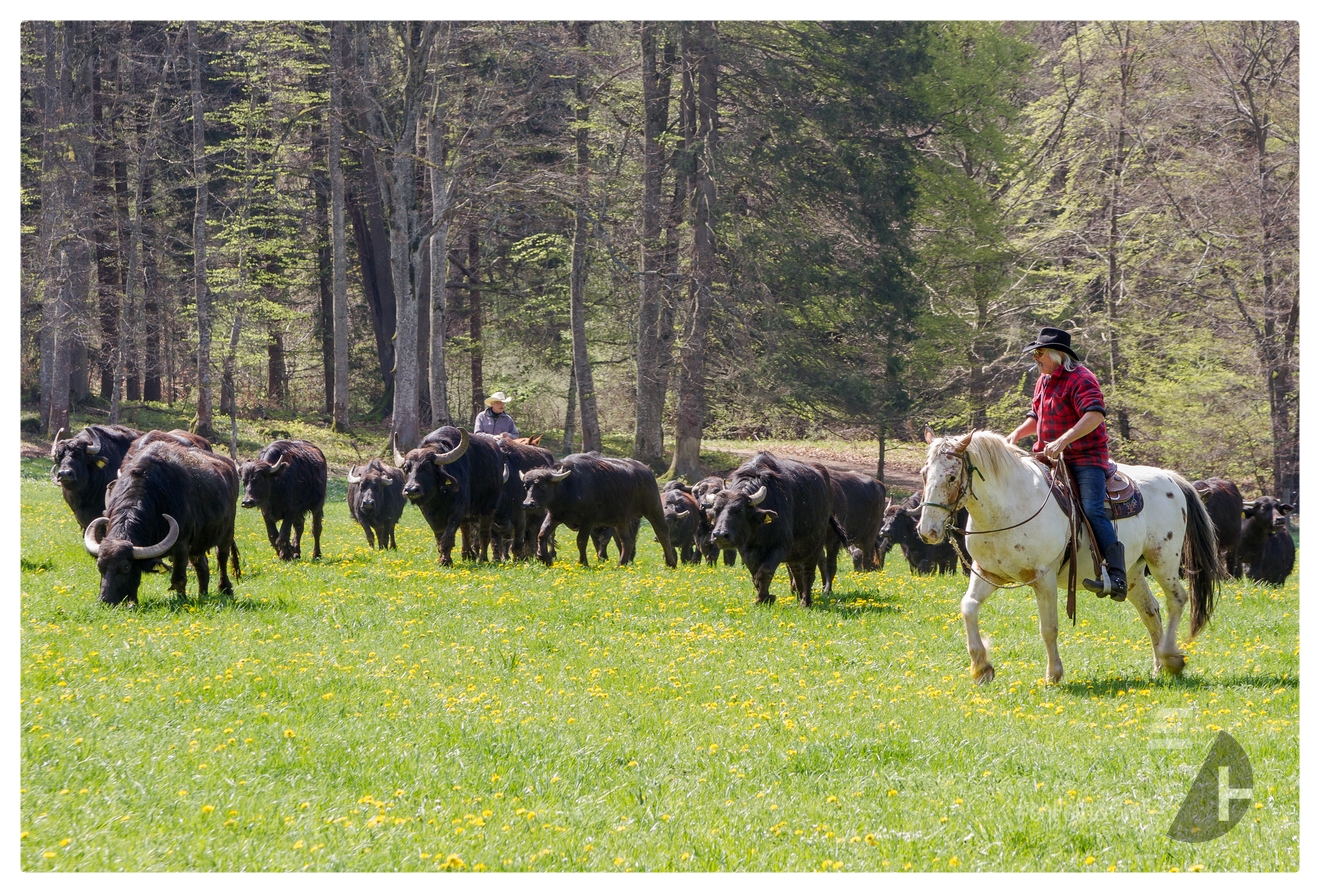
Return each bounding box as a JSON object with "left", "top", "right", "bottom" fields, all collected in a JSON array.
[{"left": 721, "top": 447, "right": 923, "bottom": 494}]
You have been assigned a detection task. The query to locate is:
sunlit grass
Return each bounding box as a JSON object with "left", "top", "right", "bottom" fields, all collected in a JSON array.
[{"left": 20, "top": 461, "right": 1298, "bottom": 871}]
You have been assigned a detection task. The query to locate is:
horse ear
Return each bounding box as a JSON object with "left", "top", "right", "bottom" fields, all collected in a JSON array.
[
  {"left": 953, "top": 431, "right": 974, "bottom": 453},
  {"left": 923, "top": 425, "right": 935, "bottom": 444}
]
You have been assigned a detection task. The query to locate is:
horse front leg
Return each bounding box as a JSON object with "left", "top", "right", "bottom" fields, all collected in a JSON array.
[
  {"left": 961, "top": 569, "right": 999, "bottom": 683},
  {"left": 1029, "top": 570, "right": 1064, "bottom": 684}
]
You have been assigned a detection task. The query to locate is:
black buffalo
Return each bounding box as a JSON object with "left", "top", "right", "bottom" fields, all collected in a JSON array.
[
  {"left": 1192, "top": 478, "right": 1246, "bottom": 577},
  {"left": 395, "top": 427, "right": 507, "bottom": 565},
  {"left": 1240, "top": 495, "right": 1295, "bottom": 585},
  {"left": 50, "top": 424, "right": 143, "bottom": 530},
  {"left": 662, "top": 488, "right": 703, "bottom": 564},
  {"left": 691, "top": 475, "right": 736, "bottom": 566},
  {"left": 347, "top": 459, "right": 406, "bottom": 550},
  {"left": 520, "top": 453, "right": 678, "bottom": 568},
  {"left": 708, "top": 453, "right": 841, "bottom": 606},
  {"left": 492, "top": 435, "right": 556, "bottom": 560},
  {"left": 878, "top": 501, "right": 963, "bottom": 575},
  {"left": 82, "top": 439, "right": 240, "bottom": 605},
  {"left": 824, "top": 470, "right": 885, "bottom": 577},
  {"left": 239, "top": 440, "right": 328, "bottom": 561}
]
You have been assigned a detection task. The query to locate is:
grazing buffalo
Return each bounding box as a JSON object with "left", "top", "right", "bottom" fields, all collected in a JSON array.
[
  {"left": 1240, "top": 495, "right": 1295, "bottom": 585},
  {"left": 662, "top": 488, "right": 703, "bottom": 564},
  {"left": 708, "top": 453, "right": 841, "bottom": 606},
  {"left": 492, "top": 436, "right": 556, "bottom": 560},
  {"left": 347, "top": 459, "right": 406, "bottom": 550},
  {"left": 50, "top": 424, "right": 143, "bottom": 530},
  {"left": 878, "top": 501, "right": 961, "bottom": 575},
  {"left": 691, "top": 476, "right": 736, "bottom": 566},
  {"left": 824, "top": 471, "right": 885, "bottom": 577},
  {"left": 1192, "top": 478, "right": 1246, "bottom": 577},
  {"left": 520, "top": 453, "right": 678, "bottom": 568},
  {"left": 239, "top": 440, "right": 328, "bottom": 561},
  {"left": 82, "top": 439, "right": 240, "bottom": 605},
  {"left": 395, "top": 427, "right": 507, "bottom": 565}
]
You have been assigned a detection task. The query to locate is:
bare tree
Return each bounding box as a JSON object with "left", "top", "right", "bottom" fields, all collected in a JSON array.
[
  {"left": 569, "top": 21, "right": 603, "bottom": 454},
  {"left": 329, "top": 21, "right": 350, "bottom": 431},
  {"left": 188, "top": 21, "right": 214, "bottom": 437}
]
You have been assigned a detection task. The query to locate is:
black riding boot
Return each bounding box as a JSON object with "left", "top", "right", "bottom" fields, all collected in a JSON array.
[{"left": 1084, "top": 541, "right": 1127, "bottom": 600}]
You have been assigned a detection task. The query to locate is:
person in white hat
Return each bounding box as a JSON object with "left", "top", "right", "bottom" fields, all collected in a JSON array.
[{"left": 473, "top": 392, "right": 520, "bottom": 437}]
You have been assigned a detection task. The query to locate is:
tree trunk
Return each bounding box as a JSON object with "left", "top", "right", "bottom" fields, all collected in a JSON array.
[
  {"left": 563, "top": 363, "right": 578, "bottom": 455},
  {"left": 634, "top": 22, "right": 678, "bottom": 467},
  {"left": 468, "top": 227, "right": 484, "bottom": 421},
  {"left": 329, "top": 20, "right": 350, "bottom": 431},
  {"left": 1104, "top": 23, "right": 1133, "bottom": 441},
  {"left": 669, "top": 22, "right": 718, "bottom": 480},
  {"left": 188, "top": 21, "right": 214, "bottom": 437},
  {"left": 345, "top": 149, "right": 396, "bottom": 409},
  {"left": 427, "top": 101, "right": 452, "bottom": 429},
  {"left": 875, "top": 424, "right": 886, "bottom": 482},
  {"left": 570, "top": 22, "right": 602, "bottom": 454},
  {"left": 266, "top": 327, "right": 286, "bottom": 406},
  {"left": 316, "top": 184, "right": 334, "bottom": 416}
]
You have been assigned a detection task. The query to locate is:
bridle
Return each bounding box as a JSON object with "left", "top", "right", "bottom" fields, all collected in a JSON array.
[{"left": 919, "top": 446, "right": 1063, "bottom": 538}]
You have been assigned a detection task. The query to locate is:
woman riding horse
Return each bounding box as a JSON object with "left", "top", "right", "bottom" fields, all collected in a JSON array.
[{"left": 1008, "top": 327, "right": 1125, "bottom": 599}]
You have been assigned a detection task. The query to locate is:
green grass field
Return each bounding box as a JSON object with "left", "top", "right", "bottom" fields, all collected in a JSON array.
[{"left": 20, "top": 457, "right": 1299, "bottom": 871}]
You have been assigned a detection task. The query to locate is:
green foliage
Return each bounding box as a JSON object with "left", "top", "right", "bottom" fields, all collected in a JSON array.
[{"left": 20, "top": 475, "right": 1299, "bottom": 870}]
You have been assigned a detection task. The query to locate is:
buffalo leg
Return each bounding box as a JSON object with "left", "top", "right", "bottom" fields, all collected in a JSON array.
[
  {"left": 577, "top": 528, "right": 593, "bottom": 566},
  {"left": 438, "top": 522, "right": 460, "bottom": 566},
  {"left": 644, "top": 508, "right": 678, "bottom": 568},
  {"left": 478, "top": 517, "right": 494, "bottom": 562},
  {"left": 799, "top": 551, "right": 821, "bottom": 607},
  {"left": 291, "top": 515, "right": 305, "bottom": 559},
  {"left": 537, "top": 515, "right": 559, "bottom": 566},
  {"left": 191, "top": 553, "right": 211, "bottom": 597},
  {"left": 215, "top": 542, "right": 233, "bottom": 595},
  {"left": 363, "top": 523, "right": 377, "bottom": 549},
  {"left": 821, "top": 544, "right": 838, "bottom": 594},
  {"left": 170, "top": 546, "right": 189, "bottom": 595},
  {"left": 618, "top": 522, "right": 638, "bottom": 566},
  {"left": 723, "top": 548, "right": 736, "bottom": 566},
  {"left": 277, "top": 517, "right": 295, "bottom": 561},
  {"left": 262, "top": 511, "right": 280, "bottom": 550},
  {"left": 311, "top": 508, "right": 323, "bottom": 559}
]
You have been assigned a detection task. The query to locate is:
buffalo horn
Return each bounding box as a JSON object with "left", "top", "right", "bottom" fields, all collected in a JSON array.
[
  {"left": 392, "top": 431, "right": 406, "bottom": 466},
  {"left": 83, "top": 517, "right": 110, "bottom": 555},
  {"left": 85, "top": 426, "right": 103, "bottom": 455},
  {"left": 432, "top": 428, "right": 469, "bottom": 466},
  {"left": 673, "top": 510, "right": 690, "bottom": 521},
  {"left": 269, "top": 458, "right": 288, "bottom": 475},
  {"left": 502, "top": 463, "right": 509, "bottom": 483},
  {"left": 131, "top": 514, "right": 180, "bottom": 560},
  {"left": 549, "top": 468, "right": 572, "bottom": 483},
  {"left": 51, "top": 427, "right": 69, "bottom": 460},
  {"left": 346, "top": 466, "right": 362, "bottom": 485},
  {"left": 748, "top": 485, "right": 768, "bottom": 506},
  {"left": 519, "top": 470, "right": 528, "bottom": 482}
]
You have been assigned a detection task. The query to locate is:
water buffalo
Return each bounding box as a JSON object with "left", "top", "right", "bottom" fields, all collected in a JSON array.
[
  {"left": 662, "top": 488, "right": 703, "bottom": 564},
  {"left": 520, "top": 453, "right": 678, "bottom": 568},
  {"left": 493, "top": 436, "right": 556, "bottom": 560},
  {"left": 1192, "top": 478, "right": 1245, "bottom": 577},
  {"left": 82, "top": 439, "right": 240, "bottom": 605},
  {"left": 239, "top": 440, "right": 328, "bottom": 561},
  {"left": 1240, "top": 495, "right": 1295, "bottom": 585},
  {"left": 691, "top": 475, "right": 736, "bottom": 566},
  {"left": 824, "top": 470, "right": 885, "bottom": 579},
  {"left": 878, "top": 500, "right": 962, "bottom": 575},
  {"left": 347, "top": 459, "right": 406, "bottom": 550},
  {"left": 50, "top": 424, "right": 143, "bottom": 530},
  {"left": 708, "top": 453, "right": 841, "bottom": 607},
  {"left": 395, "top": 427, "right": 507, "bottom": 565}
]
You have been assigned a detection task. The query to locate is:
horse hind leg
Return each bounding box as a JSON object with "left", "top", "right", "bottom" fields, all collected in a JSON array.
[
  {"left": 1147, "top": 555, "right": 1190, "bottom": 675},
  {"left": 1125, "top": 566, "right": 1168, "bottom": 675}
]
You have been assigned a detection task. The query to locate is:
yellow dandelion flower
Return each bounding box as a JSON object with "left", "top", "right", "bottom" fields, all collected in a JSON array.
[
  {"left": 949, "top": 856, "right": 961, "bottom": 867},
  {"left": 1085, "top": 856, "right": 1095, "bottom": 865},
  {"left": 59, "top": 838, "right": 71, "bottom": 847},
  {"left": 284, "top": 729, "right": 296, "bottom": 739},
  {"left": 202, "top": 805, "right": 214, "bottom": 814}
]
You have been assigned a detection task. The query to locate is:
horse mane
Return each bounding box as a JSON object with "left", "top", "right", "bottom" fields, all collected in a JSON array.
[{"left": 961, "top": 430, "right": 1032, "bottom": 486}]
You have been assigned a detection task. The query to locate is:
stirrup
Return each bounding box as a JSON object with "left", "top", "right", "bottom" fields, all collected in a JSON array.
[{"left": 1083, "top": 566, "right": 1111, "bottom": 597}]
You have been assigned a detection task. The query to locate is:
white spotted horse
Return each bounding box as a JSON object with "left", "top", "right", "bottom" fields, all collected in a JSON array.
[{"left": 917, "top": 431, "right": 1221, "bottom": 684}]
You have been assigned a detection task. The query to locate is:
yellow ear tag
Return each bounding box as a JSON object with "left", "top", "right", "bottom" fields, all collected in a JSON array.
[
  {"left": 763, "top": 514, "right": 773, "bottom": 524},
  {"left": 96, "top": 459, "right": 107, "bottom": 468}
]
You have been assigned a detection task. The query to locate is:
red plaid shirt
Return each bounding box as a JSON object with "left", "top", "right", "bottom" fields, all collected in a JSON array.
[{"left": 1027, "top": 363, "right": 1110, "bottom": 468}]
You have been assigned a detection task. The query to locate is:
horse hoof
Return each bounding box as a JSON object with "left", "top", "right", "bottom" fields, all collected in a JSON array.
[
  {"left": 1048, "top": 669, "right": 1064, "bottom": 684},
  {"left": 1161, "top": 652, "right": 1186, "bottom": 675},
  {"left": 972, "top": 665, "right": 995, "bottom": 685}
]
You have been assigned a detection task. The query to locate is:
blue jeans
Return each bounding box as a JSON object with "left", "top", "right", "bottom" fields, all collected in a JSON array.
[{"left": 1072, "top": 464, "right": 1118, "bottom": 553}]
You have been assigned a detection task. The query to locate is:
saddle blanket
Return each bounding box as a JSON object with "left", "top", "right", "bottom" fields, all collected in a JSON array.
[{"left": 1104, "top": 470, "right": 1144, "bottom": 521}]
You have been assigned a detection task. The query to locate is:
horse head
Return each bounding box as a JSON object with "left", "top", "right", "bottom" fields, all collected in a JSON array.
[{"left": 917, "top": 432, "right": 975, "bottom": 544}]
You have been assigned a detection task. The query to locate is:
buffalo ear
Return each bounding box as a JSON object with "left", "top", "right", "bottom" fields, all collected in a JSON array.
[
  {"left": 1280, "top": 504, "right": 1295, "bottom": 514},
  {"left": 1242, "top": 503, "right": 1255, "bottom": 517},
  {"left": 761, "top": 510, "right": 778, "bottom": 525}
]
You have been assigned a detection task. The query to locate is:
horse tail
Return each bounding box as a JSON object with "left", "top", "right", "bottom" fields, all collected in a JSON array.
[{"left": 1177, "top": 476, "right": 1222, "bottom": 639}]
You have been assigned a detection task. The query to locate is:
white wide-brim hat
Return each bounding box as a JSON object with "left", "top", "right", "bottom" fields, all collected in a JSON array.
[{"left": 484, "top": 391, "right": 512, "bottom": 407}]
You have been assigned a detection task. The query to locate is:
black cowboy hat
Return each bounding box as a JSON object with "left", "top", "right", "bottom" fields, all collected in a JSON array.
[{"left": 1023, "top": 326, "right": 1079, "bottom": 360}]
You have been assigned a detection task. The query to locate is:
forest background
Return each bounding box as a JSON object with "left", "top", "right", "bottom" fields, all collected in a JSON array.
[{"left": 17, "top": 20, "right": 1300, "bottom": 499}]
